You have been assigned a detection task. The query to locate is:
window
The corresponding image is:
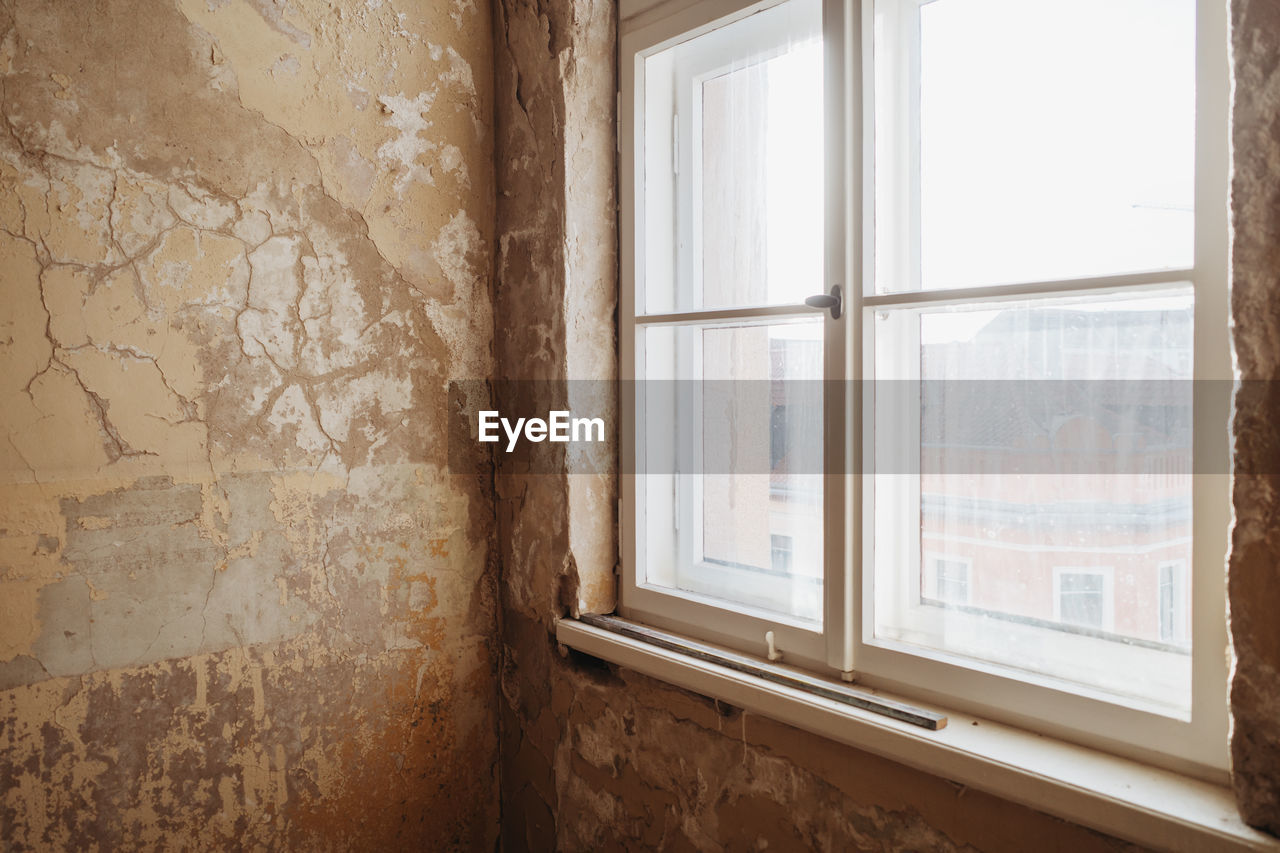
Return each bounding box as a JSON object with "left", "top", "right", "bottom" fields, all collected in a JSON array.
[
  {"left": 1052, "top": 568, "right": 1113, "bottom": 632},
  {"left": 771, "top": 534, "right": 795, "bottom": 574},
  {"left": 620, "top": 0, "right": 1229, "bottom": 777},
  {"left": 624, "top": 0, "right": 834, "bottom": 656},
  {"left": 923, "top": 553, "right": 970, "bottom": 605},
  {"left": 1159, "top": 559, "right": 1190, "bottom": 645}
]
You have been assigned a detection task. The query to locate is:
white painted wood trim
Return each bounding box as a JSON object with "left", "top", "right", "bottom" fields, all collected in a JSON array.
[
  {"left": 633, "top": 303, "right": 819, "bottom": 326},
  {"left": 860, "top": 268, "right": 1197, "bottom": 308},
  {"left": 556, "top": 618, "right": 1278, "bottom": 853}
]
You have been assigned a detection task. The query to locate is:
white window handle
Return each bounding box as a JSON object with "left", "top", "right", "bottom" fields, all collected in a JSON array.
[{"left": 804, "top": 284, "right": 842, "bottom": 320}]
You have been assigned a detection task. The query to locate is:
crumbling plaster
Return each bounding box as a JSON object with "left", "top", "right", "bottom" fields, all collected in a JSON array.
[
  {"left": 1228, "top": 0, "right": 1280, "bottom": 836},
  {"left": 0, "top": 0, "right": 500, "bottom": 848}
]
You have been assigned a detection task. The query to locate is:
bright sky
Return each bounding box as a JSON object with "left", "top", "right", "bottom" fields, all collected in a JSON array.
[{"left": 917, "top": 0, "right": 1196, "bottom": 289}]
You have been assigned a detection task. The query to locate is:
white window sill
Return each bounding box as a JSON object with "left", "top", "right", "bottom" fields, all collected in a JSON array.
[{"left": 556, "top": 616, "right": 1279, "bottom": 853}]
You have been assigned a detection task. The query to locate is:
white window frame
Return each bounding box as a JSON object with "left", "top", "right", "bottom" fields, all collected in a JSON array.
[
  {"left": 620, "top": 0, "right": 850, "bottom": 676},
  {"left": 619, "top": 0, "right": 1230, "bottom": 782}
]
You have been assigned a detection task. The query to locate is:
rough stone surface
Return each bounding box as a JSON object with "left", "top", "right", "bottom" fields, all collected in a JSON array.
[
  {"left": 1229, "top": 0, "right": 1280, "bottom": 836},
  {"left": 0, "top": 0, "right": 499, "bottom": 848},
  {"left": 551, "top": 663, "right": 1149, "bottom": 852},
  {"left": 490, "top": 1, "right": 1146, "bottom": 851}
]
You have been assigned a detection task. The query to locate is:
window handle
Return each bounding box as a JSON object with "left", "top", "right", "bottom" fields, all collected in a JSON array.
[{"left": 804, "top": 284, "right": 842, "bottom": 320}]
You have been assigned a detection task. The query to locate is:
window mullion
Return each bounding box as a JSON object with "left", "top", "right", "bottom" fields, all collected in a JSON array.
[
  {"left": 635, "top": 304, "right": 824, "bottom": 325},
  {"left": 862, "top": 268, "right": 1199, "bottom": 311}
]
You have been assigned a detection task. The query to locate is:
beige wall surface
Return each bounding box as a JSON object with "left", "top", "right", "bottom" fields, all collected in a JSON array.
[{"left": 0, "top": 0, "right": 499, "bottom": 848}]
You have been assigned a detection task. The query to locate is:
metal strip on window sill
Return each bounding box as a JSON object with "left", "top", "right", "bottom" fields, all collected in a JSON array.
[
  {"left": 577, "top": 613, "right": 945, "bottom": 729},
  {"left": 556, "top": 615, "right": 1279, "bottom": 853}
]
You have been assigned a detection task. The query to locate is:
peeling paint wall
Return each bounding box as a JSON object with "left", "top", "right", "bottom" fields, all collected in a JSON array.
[
  {"left": 547, "top": 664, "right": 1152, "bottom": 852},
  {"left": 0, "top": 0, "right": 499, "bottom": 848},
  {"left": 1228, "top": 0, "right": 1280, "bottom": 836}
]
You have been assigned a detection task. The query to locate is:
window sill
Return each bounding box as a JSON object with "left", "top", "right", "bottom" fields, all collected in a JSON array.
[{"left": 556, "top": 616, "right": 1278, "bottom": 853}]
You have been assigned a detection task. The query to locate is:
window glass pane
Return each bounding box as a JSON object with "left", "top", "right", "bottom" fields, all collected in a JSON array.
[
  {"left": 642, "top": 0, "right": 823, "bottom": 314},
  {"left": 640, "top": 320, "right": 823, "bottom": 623},
  {"left": 871, "top": 287, "right": 1193, "bottom": 716},
  {"left": 874, "top": 0, "right": 1195, "bottom": 293}
]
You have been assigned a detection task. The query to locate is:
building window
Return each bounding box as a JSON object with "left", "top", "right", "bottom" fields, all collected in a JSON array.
[
  {"left": 1159, "top": 560, "right": 1189, "bottom": 645},
  {"left": 1052, "top": 568, "right": 1114, "bottom": 632},
  {"left": 619, "top": 0, "right": 1228, "bottom": 776},
  {"left": 771, "top": 534, "right": 795, "bottom": 574},
  {"left": 923, "top": 554, "right": 970, "bottom": 605}
]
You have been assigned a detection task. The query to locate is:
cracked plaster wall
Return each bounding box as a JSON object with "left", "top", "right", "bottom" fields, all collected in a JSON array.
[
  {"left": 0, "top": 0, "right": 499, "bottom": 848},
  {"left": 491, "top": 0, "right": 1280, "bottom": 851}
]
